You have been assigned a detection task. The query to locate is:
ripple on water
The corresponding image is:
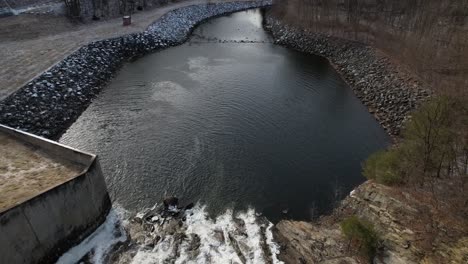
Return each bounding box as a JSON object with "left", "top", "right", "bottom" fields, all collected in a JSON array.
[{"left": 60, "top": 9, "right": 390, "bottom": 222}]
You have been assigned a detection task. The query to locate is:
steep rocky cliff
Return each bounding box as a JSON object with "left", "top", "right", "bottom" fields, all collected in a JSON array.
[{"left": 274, "top": 182, "right": 468, "bottom": 263}]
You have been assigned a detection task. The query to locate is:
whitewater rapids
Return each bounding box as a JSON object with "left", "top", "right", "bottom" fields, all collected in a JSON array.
[{"left": 56, "top": 204, "right": 283, "bottom": 264}]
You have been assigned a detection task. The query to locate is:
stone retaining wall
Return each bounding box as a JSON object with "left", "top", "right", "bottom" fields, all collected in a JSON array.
[
  {"left": 264, "top": 14, "right": 431, "bottom": 137},
  {"left": 0, "top": 1, "right": 272, "bottom": 140}
]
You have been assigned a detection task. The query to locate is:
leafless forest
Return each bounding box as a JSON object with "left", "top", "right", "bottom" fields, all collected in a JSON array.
[
  {"left": 270, "top": 1, "right": 468, "bottom": 244},
  {"left": 271, "top": 0, "right": 468, "bottom": 96}
]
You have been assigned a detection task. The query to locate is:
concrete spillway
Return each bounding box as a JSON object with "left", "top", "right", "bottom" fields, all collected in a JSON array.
[{"left": 0, "top": 125, "right": 111, "bottom": 263}]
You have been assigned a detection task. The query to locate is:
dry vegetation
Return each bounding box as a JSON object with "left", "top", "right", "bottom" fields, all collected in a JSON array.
[
  {"left": 271, "top": 0, "right": 468, "bottom": 213},
  {"left": 271, "top": 0, "right": 468, "bottom": 97},
  {"left": 269, "top": 1, "right": 468, "bottom": 260},
  {"left": 65, "top": 0, "right": 170, "bottom": 20}
]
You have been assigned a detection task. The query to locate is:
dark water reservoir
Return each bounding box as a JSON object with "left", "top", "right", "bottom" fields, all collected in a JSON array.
[{"left": 60, "top": 9, "right": 389, "bottom": 221}]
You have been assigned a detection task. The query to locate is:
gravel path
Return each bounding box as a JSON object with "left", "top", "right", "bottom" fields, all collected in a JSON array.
[
  {"left": 0, "top": 1, "right": 271, "bottom": 139},
  {"left": 0, "top": 0, "right": 255, "bottom": 100}
]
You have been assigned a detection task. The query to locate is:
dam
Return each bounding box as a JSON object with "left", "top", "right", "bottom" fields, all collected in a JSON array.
[
  {"left": 0, "top": 0, "right": 461, "bottom": 262},
  {"left": 0, "top": 125, "right": 111, "bottom": 263}
]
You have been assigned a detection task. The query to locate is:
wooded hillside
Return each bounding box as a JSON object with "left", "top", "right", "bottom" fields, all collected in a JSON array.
[{"left": 271, "top": 0, "right": 468, "bottom": 96}]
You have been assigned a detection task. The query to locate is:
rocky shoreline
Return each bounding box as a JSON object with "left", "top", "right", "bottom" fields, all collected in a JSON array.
[
  {"left": 263, "top": 14, "right": 467, "bottom": 264},
  {"left": 0, "top": 0, "right": 271, "bottom": 140},
  {"left": 264, "top": 15, "right": 431, "bottom": 137},
  {"left": 1, "top": 4, "right": 457, "bottom": 263}
]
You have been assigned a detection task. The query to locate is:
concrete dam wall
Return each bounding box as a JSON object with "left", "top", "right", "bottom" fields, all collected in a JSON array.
[{"left": 0, "top": 125, "right": 111, "bottom": 264}]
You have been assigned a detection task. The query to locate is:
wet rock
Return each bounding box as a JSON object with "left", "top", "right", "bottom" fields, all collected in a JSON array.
[
  {"left": 117, "top": 197, "right": 284, "bottom": 263},
  {"left": 184, "top": 202, "right": 194, "bottom": 210},
  {"left": 163, "top": 197, "right": 179, "bottom": 209},
  {"left": 150, "top": 215, "right": 159, "bottom": 223},
  {"left": 214, "top": 229, "right": 225, "bottom": 243},
  {"left": 164, "top": 219, "right": 181, "bottom": 235},
  {"left": 228, "top": 232, "right": 247, "bottom": 264},
  {"left": 187, "top": 233, "right": 201, "bottom": 251}
]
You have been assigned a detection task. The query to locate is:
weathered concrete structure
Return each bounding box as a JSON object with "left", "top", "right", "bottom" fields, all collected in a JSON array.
[{"left": 0, "top": 125, "right": 111, "bottom": 264}]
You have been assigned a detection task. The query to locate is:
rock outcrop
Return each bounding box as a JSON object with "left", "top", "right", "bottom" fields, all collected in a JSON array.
[{"left": 274, "top": 182, "right": 468, "bottom": 263}]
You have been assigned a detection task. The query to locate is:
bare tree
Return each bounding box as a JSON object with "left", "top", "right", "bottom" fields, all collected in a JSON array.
[{"left": 270, "top": 0, "right": 468, "bottom": 94}]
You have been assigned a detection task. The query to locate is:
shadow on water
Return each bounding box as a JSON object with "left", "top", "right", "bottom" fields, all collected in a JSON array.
[{"left": 60, "top": 9, "right": 390, "bottom": 223}]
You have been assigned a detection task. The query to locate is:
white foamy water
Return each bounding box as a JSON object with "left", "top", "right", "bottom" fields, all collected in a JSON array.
[
  {"left": 57, "top": 204, "right": 283, "bottom": 264},
  {"left": 132, "top": 204, "right": 282, "bottom": 264},
  {"left": 56, "top": 208, "right": 127, "bottom": 264}
]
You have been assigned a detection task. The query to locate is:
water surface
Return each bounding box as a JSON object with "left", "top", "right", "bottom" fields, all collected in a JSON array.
[{"left": 60, "top": 9, "right": 390, "bottom": 221}]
